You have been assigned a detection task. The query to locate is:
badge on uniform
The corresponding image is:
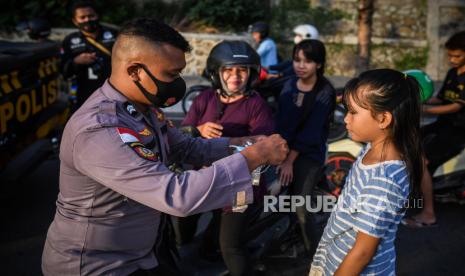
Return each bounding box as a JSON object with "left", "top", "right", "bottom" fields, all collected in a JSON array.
[
  {"left": 103, "top": 31, "right": 113, "bottom": 40},
  {"left": 129, "top": 142, "right": 158, "bottom": 161},
  {"left": 152, "top": 108, "right": 165, "bottom": 122},
  {"left": 167, "top": 120, "right": 175, "bottom": 128},
  {"left": 139, "top": 128, "right": 152, "bottom": 136},
  {"left": 125, "top": 102, "right": 138, "bottom": 116},
  {"left": 71, "top": 37, "right": 81, "bottom": 44},
  {"left": 117, "top": 127, "right": 158, "bottom": 161}
]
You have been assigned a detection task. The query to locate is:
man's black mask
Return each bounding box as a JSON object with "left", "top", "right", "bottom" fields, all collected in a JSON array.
[{"left": 133, "top": 64, "right": 186, "bottom": 108}]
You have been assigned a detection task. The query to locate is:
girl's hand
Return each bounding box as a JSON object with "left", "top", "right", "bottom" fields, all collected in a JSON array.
[
  {"left": 197, "top": 122, "right": 223, "bottom": 139},
  {"left": 276, "top": 161, "right": 293, "bottom": 186}
]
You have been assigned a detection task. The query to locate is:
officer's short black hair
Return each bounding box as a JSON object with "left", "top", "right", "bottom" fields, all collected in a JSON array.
[
  {"left": 71, "top": 1, "right": 98, "bottom": 17},
  {"left": 118, "top": 18, "right": 191, "bottom": 53},
  {"left": 445, "top": 30, "right": 465, "bottom": 51}
]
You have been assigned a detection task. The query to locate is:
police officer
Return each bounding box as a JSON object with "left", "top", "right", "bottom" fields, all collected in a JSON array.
[
  {"left": 42, "top": 18, "right": 289, "bottom": 276},
  {"left": 61, "top": 1, "right": 116, "bottom": 108}
]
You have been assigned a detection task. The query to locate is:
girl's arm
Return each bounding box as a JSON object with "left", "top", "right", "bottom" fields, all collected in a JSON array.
[
  {"left": 334, "top": 232, "right": 380, "bottom": 276},
  {"left": 277, "top": 149, "right": 299, "bottom": 186}
]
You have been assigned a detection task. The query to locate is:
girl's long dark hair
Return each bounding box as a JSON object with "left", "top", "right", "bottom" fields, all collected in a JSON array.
[
  {"left": 293, "top": 39, "right": 326, "bottom": 77},
  {"left": 343, "top": 69, "right": 423, "bottom": 195}
]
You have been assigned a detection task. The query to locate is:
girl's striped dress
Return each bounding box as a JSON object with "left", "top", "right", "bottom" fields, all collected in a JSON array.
[{"left": 310, "top": 144, "right": 410, "bottom": 276}]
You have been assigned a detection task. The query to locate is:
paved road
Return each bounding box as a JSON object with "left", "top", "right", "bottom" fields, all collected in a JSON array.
[{"left": 1, "top": 149, "right": 465, "bottom": 276}]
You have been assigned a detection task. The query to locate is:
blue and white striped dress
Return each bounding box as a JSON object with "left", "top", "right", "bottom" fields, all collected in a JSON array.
[{"left": 310, "top": 144, "right": 410, "bottom": 276}]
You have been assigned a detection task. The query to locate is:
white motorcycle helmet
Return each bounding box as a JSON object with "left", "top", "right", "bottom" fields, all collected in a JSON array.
[{"left": 293, "top": 24, "right": 319, "bottom": 44}]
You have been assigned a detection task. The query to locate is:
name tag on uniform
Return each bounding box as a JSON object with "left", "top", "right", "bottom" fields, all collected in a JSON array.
[{"left": 232, "top": 191, "right": 248, "bottom": 213}]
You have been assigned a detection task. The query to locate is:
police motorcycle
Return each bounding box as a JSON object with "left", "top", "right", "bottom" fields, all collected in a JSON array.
[{"left": 0, "top": 19, "right": 69, "bottom": 188}]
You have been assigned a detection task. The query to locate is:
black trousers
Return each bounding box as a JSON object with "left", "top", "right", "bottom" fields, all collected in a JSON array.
[
  {"left": 174, "top": 209, "right": 222, "bottom": 253},
  {"left": 219, "top": 203, "right": 261, "bottom": 276},
  {"left": 174, "top": 205, "right": 259, "bottom": 276},
  {"left": 289, "top": 156, "right": 324, "bottom": 257}
]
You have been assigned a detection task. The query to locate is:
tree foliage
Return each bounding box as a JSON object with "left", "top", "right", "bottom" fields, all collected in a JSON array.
[{"left": 187, "top": 0, "right": 268, "bottom": 32}]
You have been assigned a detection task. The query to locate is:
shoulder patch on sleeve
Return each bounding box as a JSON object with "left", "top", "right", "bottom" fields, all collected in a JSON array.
[
  {"left": 124, "top": 102, "right": 139, "bottom": 117},
  {"left": 131, "top": 144, "right": 159, "bottom": 161},
  {"left": 167, "top": 119, "right": 175, "bottom": 128},
  {"left": 117, "top": 127, "right": 141, "bottom": 143}
]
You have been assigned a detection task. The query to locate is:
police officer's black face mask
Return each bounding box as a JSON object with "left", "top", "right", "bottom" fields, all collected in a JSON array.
[
  {"left": 78, "top": 20, "right": 99, "bottom": 33},
  {"left": 133, "top": 64, "right": 186, "bottom": 108}
]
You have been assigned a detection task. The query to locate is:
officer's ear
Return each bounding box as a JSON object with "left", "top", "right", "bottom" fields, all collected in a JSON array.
[{"left": 127, "top": 64, "right": 140, "bottom": 82}]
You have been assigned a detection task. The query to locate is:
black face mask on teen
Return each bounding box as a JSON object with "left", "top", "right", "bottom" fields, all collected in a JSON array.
[
  {"left": 132, "top": 64, "right": 186, "bottom": 108},
  {"left": 78, "top": 20, "right": 99, "bottom": 33}
]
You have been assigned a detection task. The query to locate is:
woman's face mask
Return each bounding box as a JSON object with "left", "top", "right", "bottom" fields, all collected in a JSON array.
[{"left": 132, "top": 64, "right": 186, "bottom": 108}]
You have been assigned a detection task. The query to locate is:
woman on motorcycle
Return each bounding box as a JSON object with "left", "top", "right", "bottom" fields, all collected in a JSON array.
[
  {"left": 181, "top": 40, "right": 274, "bottom": 276},
  {"left": 275, "top": 39, "right": 336, "bottom": 256}
]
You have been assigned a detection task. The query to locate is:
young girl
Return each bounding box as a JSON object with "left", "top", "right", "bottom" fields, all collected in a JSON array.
[
  {"left": 276, "top": 39, "right": 336, "bottom": 254},
  {"left": 310, "top": 69, "right": 423, "bottom": 275}
]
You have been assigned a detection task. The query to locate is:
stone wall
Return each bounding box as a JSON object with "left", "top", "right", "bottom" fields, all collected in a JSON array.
[
  {"left": 428, "top": 0, "right": 465, "bottom": 80},
  {"left": 309, "top": 0, "right": 431, "bottom": 77},
  {"left": 309, "top": 0, "right": 465, "bottom": 80},
  {"left": 6, "top": 28, "right": 251, "bottom": 77}
]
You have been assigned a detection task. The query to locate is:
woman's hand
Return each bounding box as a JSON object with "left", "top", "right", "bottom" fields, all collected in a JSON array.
[
  {"left": 197, "top": 122, "right": 223, "bottom": 139},
  {"left": 276, "top": 160, "right": 294, "bottom": 186}
]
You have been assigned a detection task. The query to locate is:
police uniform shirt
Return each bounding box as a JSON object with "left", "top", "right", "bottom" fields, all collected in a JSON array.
[
  {"left": 437, "top": 68, "right": 465, "bottom": 128},
  {"left": 41, "top": 80, "right": 253, "bottom": 275},
  {"left": 61, "top": 27, "right": 116, "bottom": 105}
]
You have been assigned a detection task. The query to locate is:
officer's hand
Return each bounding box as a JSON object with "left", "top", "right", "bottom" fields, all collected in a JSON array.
[
  {"left": 258, "top": 134, "right": 288, "bottom": 165},
  {"left": 240, "top": 134, "right": 289, "bottom": 171},
  {"left": 197, "top": 122, "right": 223, "bottom": 139},
  {"left": 73, "top": 52, "right": 97, "bottom": 65}
]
